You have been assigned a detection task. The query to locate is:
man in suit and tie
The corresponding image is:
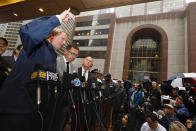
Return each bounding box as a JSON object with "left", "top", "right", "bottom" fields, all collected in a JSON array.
[
  {"left": 54, "top": 44, "right": 79, "bottom": 131},
  {"left": 75, "top": 56, "right": 98, "bottom": 131},
  {"left": 78, "top": 56, "right": 93, "bottom": 82},
  {"left": 56, "top": 44, "right": 79, "bottom": 78}
]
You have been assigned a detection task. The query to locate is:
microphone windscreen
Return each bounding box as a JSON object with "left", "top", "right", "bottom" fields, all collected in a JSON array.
[
  {"left": 72, "top": 72, "right": 78, "bottom": 78},
  {"left": 80, "top": 76, "right": 85, "bottom": 82},
  {"left": 34, "top": 63, "right": 44, "bottom": 71},
  {"left": 44, "top": 66, "right": 54, "bottom": 72}
]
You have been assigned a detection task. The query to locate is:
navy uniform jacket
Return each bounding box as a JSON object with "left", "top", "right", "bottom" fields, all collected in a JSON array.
[
  {"left": 3, "top": 56, "right": 16, "bottom": 68},
  {"left": 0, "top": 15, "right": 61, "bottom": 114}
]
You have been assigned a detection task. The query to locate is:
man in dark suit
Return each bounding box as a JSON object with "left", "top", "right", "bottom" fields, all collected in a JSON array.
[
  {"left": 72, "top": 56, "right": 98, "bottom": 131},
  {"left": 3, "top": 44, "right": 23, "bottom": 68},
  {"left": 77, "top": 56, "right": 93, "bottom": 82},
  {"left": 0, "top": 9, "right": 74, "bottom": 131},
  {"left": 56, "top": 44, "right": 79, "bottom": 78},
  {"left": 54, "top": 44, "right": 79, "bottom": 131},
  {"left": 0, "top": 37, "right": 11, "bottom": 87}
]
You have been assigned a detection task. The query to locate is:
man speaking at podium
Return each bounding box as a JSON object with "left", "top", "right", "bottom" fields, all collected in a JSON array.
[{"left": 0, "top": 9, "right": 74, "bottom": 131}]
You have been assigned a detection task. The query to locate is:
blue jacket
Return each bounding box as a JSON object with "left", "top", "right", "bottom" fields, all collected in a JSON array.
[
  {"left": 129, "top": 88, "right": 143, "bottom": 107},
  {"left": 0, "top": 15, "right": 60, "bottom": 114},
  {"left": 175, "top": 104, "right": 190, "bottom": 123},
  {"left": 160, "top": 113, "right": 179, "bottom": 130}
]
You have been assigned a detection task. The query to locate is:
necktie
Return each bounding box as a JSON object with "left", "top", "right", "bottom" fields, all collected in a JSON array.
[
  {"left": 83, "top": 70, "right": 87, "bottom": 81},
  {"left": 83, "top": 70, "right": 86, "bottom": 76},
  {"left": 66, "top": 62, "right": 69, "bottom": 74}
]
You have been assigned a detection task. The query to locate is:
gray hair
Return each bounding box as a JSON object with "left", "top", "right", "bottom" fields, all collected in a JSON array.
[{"left": 169, "top": 121, "right": 187, "bottom": 131}]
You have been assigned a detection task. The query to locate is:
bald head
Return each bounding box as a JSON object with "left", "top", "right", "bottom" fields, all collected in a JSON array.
[
  {"left": 152, "top": 81, "right": 158, "bottom": 89},
  {"left": 83, "top": 56, "right": 93, "bottom": 70}
]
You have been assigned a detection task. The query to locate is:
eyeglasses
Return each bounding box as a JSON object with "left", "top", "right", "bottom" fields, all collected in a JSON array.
[
  {"left": 186, "top": 121, "right": 192, "bottom": 124},
  {"left": 68, "top": 50, "right": 78, "bottom": 57}
]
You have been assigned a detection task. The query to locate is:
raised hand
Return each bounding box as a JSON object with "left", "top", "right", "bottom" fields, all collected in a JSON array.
[{"left": 59, "top": 8, "right": 75, "bottom": 22}]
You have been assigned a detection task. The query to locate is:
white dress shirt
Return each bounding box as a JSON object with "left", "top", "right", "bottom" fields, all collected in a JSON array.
[
  {"left": 82, "top": 67, "right": 88, "bottom": 81},
  {"left": 63, "top": 56, "right": 71, "bottom": 73},
  {"left": 14, "top": 55, "right": 17, "bottom": 62}
]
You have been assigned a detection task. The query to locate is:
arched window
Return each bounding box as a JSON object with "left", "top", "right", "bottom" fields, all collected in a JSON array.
[{"left": 128, "top": 28, "right": 161, "bottom": 83}]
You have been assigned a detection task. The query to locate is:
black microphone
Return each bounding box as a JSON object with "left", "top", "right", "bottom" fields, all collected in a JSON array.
[
  {"left": 80, "top": 76, "right": 86, "bottom": 87},
  {"left": 62, "top": 72, "right": 78, "bottom": 109},
  {"left": 31, "top": 64, "right": 60, "bottom": 84},
  {"left": 33, "top": 64, "right": 44, "bottom": 105},
  {"left": 34, "top": 63, "right": 44, "bottom": 71},
  {"left": 91, "top": 76, "right": 97, "bottom": 88},
  {"left": 72, "top": 72, "right": 78, "bottom": 79},
  {"left": 79, "top": 76, "right": 86, "bottom": 103},
  {"left": 32, "top": 64, "right": 59, "bottom": 105}
]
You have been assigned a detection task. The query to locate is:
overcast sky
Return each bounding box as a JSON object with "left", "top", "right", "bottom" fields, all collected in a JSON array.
[{"left": 186, "top": 0, "right": 196, "bottom": 3}]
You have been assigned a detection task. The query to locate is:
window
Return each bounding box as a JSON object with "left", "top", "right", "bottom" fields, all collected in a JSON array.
[
  {"left": 147, "top": 1, "right": 161, "bottom": 14},
  {"left": 94, "top": 29, "right": 109, "bottom": 35},
  {"left": 73, "top": 39, "right": 89, "bottom": 46},
  {"left": 75, "top": 29, "right": 109, "bottom": 36},
  {"left": 75, "top": 30, "right": 91, "bottom": 36},
  {"left": 128, "top": 28, "right": 161, "bottom": 82},
  {"left": 132, "top": 3, "right": 145, "bottom": 16},
  {"left": 163, "top": 0, "right": 184, "bottom": 12},
  {"left": 79, "top": 51, "right": 106, "bottom": 59},
  {"left": 97, "top": 19, "right": 110, "bottom": 25},
  {"left": 73, "top": 39, "right": 108, "bottom": 47},
  {"left": 76, "top": 21, "right": 92, "bottom": 27}
]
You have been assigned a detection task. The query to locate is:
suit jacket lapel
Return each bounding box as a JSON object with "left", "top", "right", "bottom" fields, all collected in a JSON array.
[
  {"left": 61, "top": 56, "right": 67, "bottom": 73},
  {"left": 78, "top": 67, "right": 82, "bottom": 78}
]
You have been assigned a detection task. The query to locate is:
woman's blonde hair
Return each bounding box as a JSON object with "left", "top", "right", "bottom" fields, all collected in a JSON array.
[{"left": 169, "top": 121, "right": 187, "bottom": 131}]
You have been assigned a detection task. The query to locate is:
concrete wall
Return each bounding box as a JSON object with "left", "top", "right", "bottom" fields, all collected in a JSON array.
[
  {"left": 184, "top": 16, "right": 188, "bottom": 72},
  {"left": 110, "top": 16, "right": 186, "bottom": 80}
]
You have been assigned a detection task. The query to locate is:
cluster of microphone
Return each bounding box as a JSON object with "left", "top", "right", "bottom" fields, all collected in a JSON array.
[
  {"left": 28, "top": 64, "right": 103, "bottom": 131},
  {"left": 62, "top": 72, "right": 101, "bottom": 108},
  {"left": 31, "top": 64, "right": 60, "bottom": 85},
  {"left": 30, "top": 64, "right": 102, "bottom": 106}
]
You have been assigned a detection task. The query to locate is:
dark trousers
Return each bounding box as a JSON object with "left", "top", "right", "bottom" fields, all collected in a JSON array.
[
  {"left": 86, "top": 102, "right": 97, "bottom": 130},
  {"left": 0, "top": 113, "right": 41, "bottom": 131},
  {"left": 100, "top": 101, "right": 113, "bottom": 130},
  {"left": 113, "top": 105, "right": 124, "bottom": 131},
  {"left": 71, "top": 101, "right": 86, "bottom": 131}
]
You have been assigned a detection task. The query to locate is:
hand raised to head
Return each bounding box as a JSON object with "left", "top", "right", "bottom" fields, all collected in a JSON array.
[{"left": 59, "top": 8, "right": 75, "bottom": 22}]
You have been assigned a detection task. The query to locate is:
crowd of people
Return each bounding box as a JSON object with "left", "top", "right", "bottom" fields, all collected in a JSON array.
[
  {"left": 85, "top": 72, "right": 196, "bottom": 131},
  {"left": 115, "top": 80, "right": 196, "bottom": 131},
  {"left": 0, "top": 8, "right": 196, "bottom": 131}
]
